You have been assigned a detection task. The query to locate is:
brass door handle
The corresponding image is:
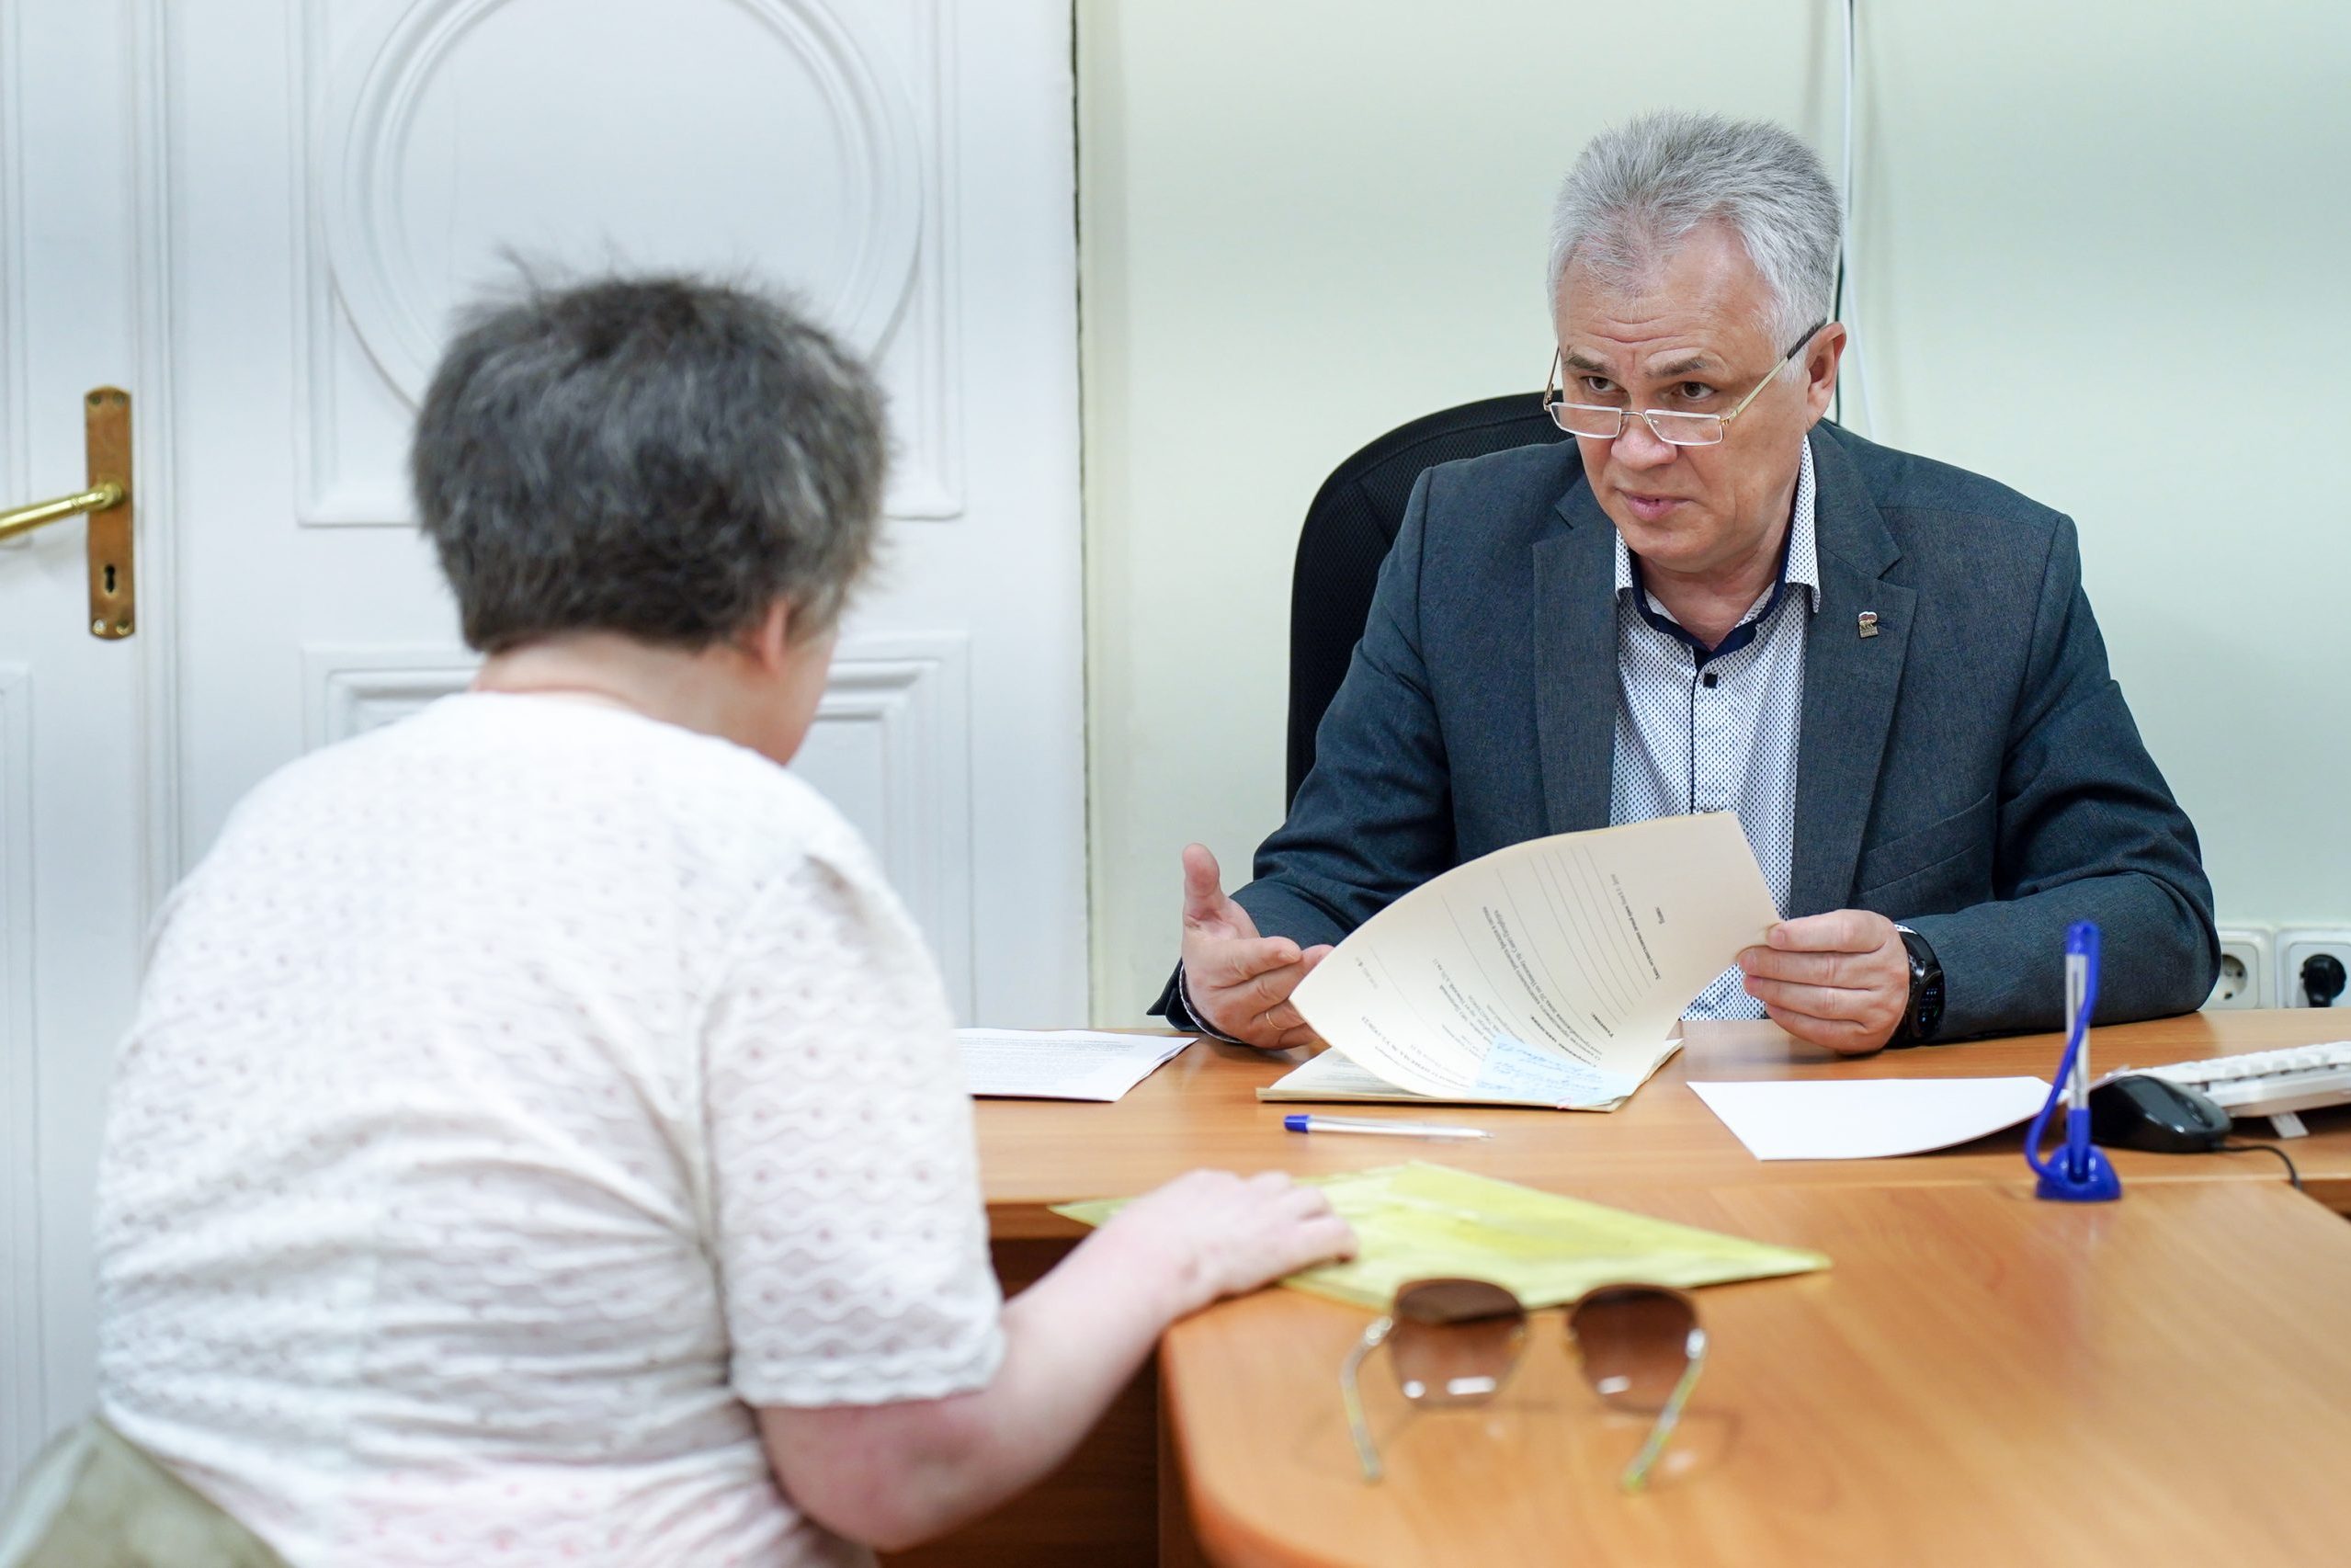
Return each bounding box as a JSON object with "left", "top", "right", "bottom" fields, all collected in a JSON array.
[
  {"left": 0, "top": 480, "right": 122, "bottom": 540},
  {"left": 0, "top": 388, "right": 135, "bottom": 639}
]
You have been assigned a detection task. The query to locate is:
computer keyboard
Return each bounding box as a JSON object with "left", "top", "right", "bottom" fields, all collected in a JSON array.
[{"left": 2124, "top": 1041, "right": 2351, "bottom": 1138}]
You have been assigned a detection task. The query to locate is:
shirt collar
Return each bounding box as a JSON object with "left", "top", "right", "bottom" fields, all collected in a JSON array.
[{"left": 1613, "top": 435, "right": 1823, "bottom": 615}]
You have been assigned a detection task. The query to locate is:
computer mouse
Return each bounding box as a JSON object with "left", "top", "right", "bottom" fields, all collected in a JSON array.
[{"left": 2087, "top": 1074, "right": 2232, "bottom": 1153}]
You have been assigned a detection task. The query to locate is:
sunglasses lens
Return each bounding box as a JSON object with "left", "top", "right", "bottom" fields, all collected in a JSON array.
[
  {"left": 1389, "top": 1278, "right": 1527, "bottom": 1405},
  {"left": 1570, "top": 1287, "right": 1698, "bottom": 1410}
]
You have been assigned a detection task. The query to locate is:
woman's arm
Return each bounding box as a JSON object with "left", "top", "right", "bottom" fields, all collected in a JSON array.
[{"left": 758, "top": 1169, "right": 1353, "bottom": 1553}]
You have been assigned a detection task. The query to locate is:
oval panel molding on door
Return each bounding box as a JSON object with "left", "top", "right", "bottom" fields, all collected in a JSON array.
[{"left": 316, "top": 0, "right": 924, "bottom": 404}]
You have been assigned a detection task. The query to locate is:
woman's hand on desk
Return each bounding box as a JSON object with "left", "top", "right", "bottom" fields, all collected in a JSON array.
[
  {"left": 1180, "top": 844, "right": 1335, "bottom": 1051},
  {"left": 758, "top": 1171, "right": 1353, "bottom": 1552},
  {"left": 1105, "top": 1169, "right": 1359, "bottom": 1318}
]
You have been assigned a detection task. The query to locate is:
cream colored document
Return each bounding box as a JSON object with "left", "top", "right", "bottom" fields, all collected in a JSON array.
[
  {"left": 1255, "top": 1038, "right": 1675, "bottom": 1110},
  {"left": 1280, "top": 812, "right": 1779, "bottom": 1109}
]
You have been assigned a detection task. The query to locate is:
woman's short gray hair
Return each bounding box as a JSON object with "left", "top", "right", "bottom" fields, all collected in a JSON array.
[
  {"left": 1547, "top": 111, "right": 1840, "bottom": 351},
  {"left": 413, "top": 273, "right": 886, "bottom": 653}
]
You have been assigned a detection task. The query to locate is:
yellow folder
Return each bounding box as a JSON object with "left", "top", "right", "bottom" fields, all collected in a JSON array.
[{"left": 1053, "top": 1161, "right": 1830, "bottom": 1311}]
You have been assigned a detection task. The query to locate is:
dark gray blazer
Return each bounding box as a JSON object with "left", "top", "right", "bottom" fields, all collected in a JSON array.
[{"left": 1182, "top": 422, "right": 2217, "bottom": 1040}]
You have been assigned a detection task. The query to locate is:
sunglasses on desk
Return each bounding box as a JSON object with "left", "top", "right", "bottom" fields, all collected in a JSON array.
[{"left": 1339, "top": 1278, "right": 1707, "bottom": 1493}]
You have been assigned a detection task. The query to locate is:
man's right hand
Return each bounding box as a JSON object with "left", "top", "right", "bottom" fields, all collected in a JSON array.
[{"left": 1179, "top": 844, "right": 1333, "bottom": 1051}]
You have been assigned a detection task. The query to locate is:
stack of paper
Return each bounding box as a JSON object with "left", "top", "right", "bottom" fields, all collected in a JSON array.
[
  {"left": 958, "top": 1028, "right": 1193, "bottom": 1102},
  {"left": 1054, "top": 1162, "right": 1829, "bottom": 1310},
  {"left": 1267, "top": 812, "right": 1780, "bottom": 1111}
]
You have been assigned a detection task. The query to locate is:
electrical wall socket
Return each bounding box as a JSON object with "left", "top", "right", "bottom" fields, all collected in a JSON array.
[
  {"left": 2277, "top": 929, "right": 2351, "bottom": 1009},
  {"left": 2207, "top": 928, "right": 2273, "bottom": 1010}
]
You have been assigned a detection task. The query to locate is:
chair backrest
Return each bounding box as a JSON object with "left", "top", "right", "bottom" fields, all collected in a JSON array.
[{"left": 1286, "top": 393, "right": 1577, "bottom": 804}]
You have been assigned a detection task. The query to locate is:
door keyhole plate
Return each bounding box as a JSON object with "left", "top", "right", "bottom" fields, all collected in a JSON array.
[{"left": 85, "top": 387, "right": 134, "bottom": 640}]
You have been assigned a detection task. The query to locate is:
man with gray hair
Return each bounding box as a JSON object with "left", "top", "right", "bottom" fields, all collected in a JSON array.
[{"left": 1164, "top": 111, "right": 2215, "bottom": 1052}]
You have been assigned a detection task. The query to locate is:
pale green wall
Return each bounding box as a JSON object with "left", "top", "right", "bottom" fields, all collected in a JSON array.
[{"left": 1078, "top": 0, "right": 2351, "bottom": 1023}]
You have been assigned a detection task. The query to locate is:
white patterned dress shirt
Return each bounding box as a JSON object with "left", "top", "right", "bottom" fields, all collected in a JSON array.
[{"left": 1610, "top": 437, "right": 1819, "bottom": 1017}]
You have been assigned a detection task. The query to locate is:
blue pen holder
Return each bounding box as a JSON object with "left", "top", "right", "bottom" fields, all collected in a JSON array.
[{"left": 2034, "top": 1108, "right": 2122, "bottom": 1202}]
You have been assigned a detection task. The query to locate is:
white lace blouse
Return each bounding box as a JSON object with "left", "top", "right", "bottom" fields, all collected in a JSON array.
[{"left": 93, "top": 694, "right": 1004, "bottom": 1566}]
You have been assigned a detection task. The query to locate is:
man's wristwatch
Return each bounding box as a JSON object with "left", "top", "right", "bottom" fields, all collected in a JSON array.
[{"left": 1889, "top": 926, "right": 1945, "bottom": 1047}]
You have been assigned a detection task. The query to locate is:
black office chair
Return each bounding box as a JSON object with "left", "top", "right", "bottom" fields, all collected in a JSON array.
[
  {"left": 1285, "top": 392, "right": 1577, "bottom": 804},
  {"left": 1150, "top": 392, "right": 1575, "bottom": 1024}
]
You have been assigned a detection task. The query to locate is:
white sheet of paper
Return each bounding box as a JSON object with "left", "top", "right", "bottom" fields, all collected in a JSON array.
[
  {"left": 957, "top": 1029, "right": 1192, "bottom": 1102},
  {"left": 1290, "top": 812, "right": 1779, "bottom": 1103},
  {"left": 1688, "top": 1077, "right": 2052, "bottom": 1160}
]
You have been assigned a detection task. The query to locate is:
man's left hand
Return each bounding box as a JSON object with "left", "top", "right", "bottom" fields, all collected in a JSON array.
[{"left": 1739, "top": 910, "right": 1909, "bottom": 1055}]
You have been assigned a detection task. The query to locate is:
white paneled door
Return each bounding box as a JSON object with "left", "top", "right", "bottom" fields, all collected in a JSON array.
[{"left": 0, "top": 0, "right": 1085, "bottom": 1485}]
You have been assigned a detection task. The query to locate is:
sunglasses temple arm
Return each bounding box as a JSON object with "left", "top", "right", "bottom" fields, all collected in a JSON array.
[
  {"left": 1618, "top": 1330, "right": 1708, "bottom": 1495},
  {"left": 1340, "top": 1319, "right": 1391, "bottom": 1483}
]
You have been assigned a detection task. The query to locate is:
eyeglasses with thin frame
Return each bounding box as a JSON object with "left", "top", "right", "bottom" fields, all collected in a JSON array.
[
  {"left": 1542, "top": 320, "right": 1828, "bottom": 447},
  {"left": 1338, "top": 1278, "right": 1707, "bottom": 1494}
]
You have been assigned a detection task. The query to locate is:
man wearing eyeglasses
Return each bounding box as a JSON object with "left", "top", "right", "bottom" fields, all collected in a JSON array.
[{"left": 1160, "top": 110, "right": 2215, "bottom": 1055}]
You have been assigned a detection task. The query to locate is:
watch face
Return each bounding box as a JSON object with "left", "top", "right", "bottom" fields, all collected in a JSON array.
[{"left": 1899, "top": 933, "right": 1945, "bottom": 1040}]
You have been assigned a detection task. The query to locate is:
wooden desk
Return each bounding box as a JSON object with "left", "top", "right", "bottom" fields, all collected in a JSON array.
[
  {"left": 1164, "top": 1180, "right": 2351, "bottom": 1568},
  {"left": 891, "top": 1010, "right": 2351, "bottom": 1568},
  {"left": 980, "top": 1012, "right": 2351, "bottom": 1231}
]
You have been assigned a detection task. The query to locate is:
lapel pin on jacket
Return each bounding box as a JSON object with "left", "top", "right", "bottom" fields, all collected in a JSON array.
[{"left": 1857, "top": 610, "right": 1880, "bottom": 639}]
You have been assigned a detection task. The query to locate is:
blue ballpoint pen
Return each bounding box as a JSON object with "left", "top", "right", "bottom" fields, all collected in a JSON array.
[{"left": 1283, "top": 1114, "right": 1493, "bottom": 1141}]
